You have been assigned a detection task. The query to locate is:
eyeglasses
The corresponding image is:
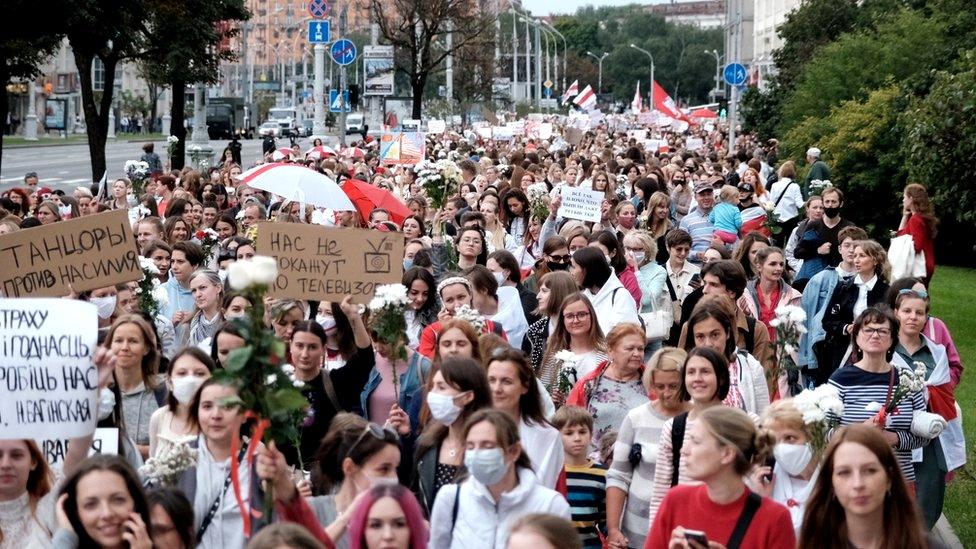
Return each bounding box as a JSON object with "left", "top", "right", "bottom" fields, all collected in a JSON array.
[
  {"left": 548, "top": 254, "right": 570, "bottom": 263},
  {"left": 861, "top": 328, "right": 892, "bottom": 338},
  {"left": 898, "top": 288, "right": 928, "bottom": 299},
  {"left": 563, "top": 311, "right": 591, "bottom": 322},
  {"left": 347, "top": 423, "right": 398, "bottom": 455}
]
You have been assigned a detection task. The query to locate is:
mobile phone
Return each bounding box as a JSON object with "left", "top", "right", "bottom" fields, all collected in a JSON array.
[
  {"left": 763, "top": 454, "right": 776, "bottom": 483},
  {"left": 684, "top": 530, "right": 709, "bottom": 546},
  {"left": 690, "top": 273, "right": 702, "bottom": 284}
]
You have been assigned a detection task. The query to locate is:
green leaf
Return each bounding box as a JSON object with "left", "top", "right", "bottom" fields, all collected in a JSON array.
[
  {"left": 267, "top": 388, "right": 310, "bottom": 413},
  {"left": 224, "top": 347, "right": 253, "bottom": 373}
]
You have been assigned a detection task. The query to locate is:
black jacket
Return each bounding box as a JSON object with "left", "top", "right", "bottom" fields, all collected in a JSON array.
[{"left": 813, "top": 276, "right": 889, "bottom": 382}]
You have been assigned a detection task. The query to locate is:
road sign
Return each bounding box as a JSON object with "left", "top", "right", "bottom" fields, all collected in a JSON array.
[
  {"left": 308, "top": 21, "right": 330, "bottom": 44},
  {"left": 308, "top": 0, "right": 330, "bottom": 19},
  {"left": 329, "top": 89, "right": 351, "bottom": 112},
  {"left": 331, "top": 39, "right": 357, "bottom": 66},
  {"left": 723, "top": 63, "right": 747, "bottom": 87},
  {"left": 543, "top": 79, "right": 553, "bottom": 89},
  {"left": 544, "top": 87, "right": 552, "bottom": 99}
]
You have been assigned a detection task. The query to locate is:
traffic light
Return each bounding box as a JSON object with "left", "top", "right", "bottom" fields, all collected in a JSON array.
[
  {"left": 349, "top": 84, "right": 360, "bottom": 109},
  {"left": 44, "top": 82, "right": 53, "bottom": 95},
  {"left": 718, "top": 97, "right": 729, "bottom": 119}
]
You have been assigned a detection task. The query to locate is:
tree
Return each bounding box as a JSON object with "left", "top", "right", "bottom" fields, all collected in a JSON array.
[
  {"left": 370, "top": 0, "right": 494, "bottom": 119},
  {"left": 451, "top": 35, "right": 496, "bottom": 124}
]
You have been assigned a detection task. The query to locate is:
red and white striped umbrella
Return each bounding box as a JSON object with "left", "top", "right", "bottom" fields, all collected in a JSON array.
[
  {"left": 271, "top": 147, "right": 299, "bottom": 162},
  {"left": 341, "top": 146, "right": 366, "bottom": 159},
  {"left": 306, "top": 145, "right": 338, "bottom": 159},
  {"left": 237, "top": 162, "right": 354, "bottom": 210}
]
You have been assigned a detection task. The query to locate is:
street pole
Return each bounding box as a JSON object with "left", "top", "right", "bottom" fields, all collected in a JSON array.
[
  {"left": 543, "top": 22, "right": 567, "bottom": 91},
  {"left": 23, "top": 83, "right": 38, "bottom": 140},
  {"left": 446, "top": 20, "right": 454, "bottom": 110},
  {"left": 524, "top": 17, "right": 531, "bottom": 103},
  {"left": 586, "top": 51, "right": 608, "bottom": 94},
  {"left": 189, "top": 82, "right": 213, "bottom": 168},
  {"left": 534, "top": 24, "right": 541, "bottom": 108},
  {"left": 630, "top": 44, "right": 655, "bottom": 112},
  {"left": 313, "top": 43, "right": 326, "bottom": 137},
  {"left": 338, "top": 2, "right": 348, "bottom": 146},
  {"left": 728, "top": 10, "right": 741, "bottom": 150},
  {"left": 511, "top": 10, "right": 518, "bottom": 102},
  {"left": 369, "top": 21, "right": 381, "bottom": 132}
]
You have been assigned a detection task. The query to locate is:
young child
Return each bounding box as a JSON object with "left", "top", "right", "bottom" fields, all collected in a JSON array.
[
  {"left": 709, "top": 185, "right": 743, "bottom": 244},
  {"left": 553, "top": 406, "right": 607, "bottom": 549}
]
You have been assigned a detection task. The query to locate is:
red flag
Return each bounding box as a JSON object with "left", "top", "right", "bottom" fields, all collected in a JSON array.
[
  {"left": 652, "top": 81, "right": 690, "bottom": 122},
  {"left": 573, "top": 85, "right": 597, "bottom": 111},
  {"left": 561, "top": 80, "right": 579, "bottom": 104}
]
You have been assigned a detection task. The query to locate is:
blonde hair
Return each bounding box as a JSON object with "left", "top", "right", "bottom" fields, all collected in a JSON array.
[
  {"left": 699, "top": 406, "right": 775, "bottom": 475},
  {"left": 854, "top": 239, "right": 891, "bottom": 282},
  {"left": 642, "top": 347, "right": 687, "bottom": 393},
  {"left": 623, "top": 230, "right": 658, "bottom": 266},
  {"left": 718, "top": 185, "right": 740, "bottom": 204},
  {"left": 759, "top": 398, "right": 812, "bottom": 439}
]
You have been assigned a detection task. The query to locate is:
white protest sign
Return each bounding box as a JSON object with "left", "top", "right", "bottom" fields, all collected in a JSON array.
[
  {"left": 0, "top": 299, "right": 98, "bottom": 440},
  {"left": 704, "top": 122, "right": 715, "bottom": 132},
  {"left": 628, "top": 129, "right": 648, "bottom": 141},
  {"left": 557, "top": 187, "right": 604, "bottom": 223},
  {"left": 427, "top": 119, "right": 446, "bottom": 134},
  {"left": 686, "top": 137, "right": 704, "bottom": 151},
  {"left": 645, "top": 139, "right": 669, "bottom": 152},
  {"left": 537, "top": 123, "right": 553, "bottom": 140},
  {"left": 492, "top": 126, "right": 514, "bottom": 142},
  {"left": 39, "top": 427, "right": 119, "bottom": 469}
]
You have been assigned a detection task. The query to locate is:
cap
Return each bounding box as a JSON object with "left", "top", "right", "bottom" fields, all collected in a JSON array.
[
  {"left": 36, "top": 187, "right": 53, "bottom": 197},
  {"left": 806, "top": 147, "right": 821, "bottom": 158},
  {"left": 694, "top": 181, "right": 712, "bottom": 194},
  {"left": 738, "top": 182, "right": 755, "bottom": 194}
]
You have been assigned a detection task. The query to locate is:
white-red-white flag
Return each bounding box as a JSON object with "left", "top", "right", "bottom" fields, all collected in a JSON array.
[
  {"left": 561, "top": 79, "right": 579, "bottom": 104},
  {"left": 652, "top": 80, "right": 690, "bottom": 122},
  {"left": 573, "top": 85, "right": 597, "bottom": 111},
  {"left": 631, "top": 81, "right": 643, "bottom": 114}
]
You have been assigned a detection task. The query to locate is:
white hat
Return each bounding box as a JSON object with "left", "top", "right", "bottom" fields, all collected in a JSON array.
[{"left": 807, "top": 147, "right": 821, "bottom": 158}]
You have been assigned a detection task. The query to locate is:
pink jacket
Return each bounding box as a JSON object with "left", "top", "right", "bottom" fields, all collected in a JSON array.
[
  {"left": 618, "top": 265, "right": 643, "bottom": 307},
  {"left": 926, "top": 316, "right": 964, "bottom": 388}
]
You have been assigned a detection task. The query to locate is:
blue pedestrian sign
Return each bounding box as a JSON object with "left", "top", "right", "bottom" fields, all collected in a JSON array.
[
  {"left": 331, "top": 39, "right": 357, "bottom": 66},
  {"left": 308, "top": 21, "right": 330, "bottom": 44},
  {"left": 329, "top": 90, "right": 351, "bottom": 112},
  {"left": 307, "top": 0, "right": 330, "bottom": 19},
  {"left": 723, "top": 63, "right": 747, "bottom": 87}
]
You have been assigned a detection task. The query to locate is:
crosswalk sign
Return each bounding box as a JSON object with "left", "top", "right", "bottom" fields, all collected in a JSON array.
[{"left": 329, "top": 89, "right": 351, "bottom": 112}]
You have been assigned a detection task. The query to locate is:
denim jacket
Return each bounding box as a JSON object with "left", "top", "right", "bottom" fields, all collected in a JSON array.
[
  {"left": 799, "top": 267, "right": 843, "bottom": 369},
  {"left": 360, "top": 352, "right": 431, "bottom": 436}
]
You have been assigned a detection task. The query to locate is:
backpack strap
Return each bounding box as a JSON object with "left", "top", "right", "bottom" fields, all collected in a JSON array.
[
  {"left": 744, "top": 316, "right": 756, "bottom": 354},
  {"left": 450, "top": 484, "right": 461, "bottom": 533},
  {"left": 727, "top": 492, "right": 763, "bottom": 549},
  {"left": 773, "top": 180, "right": 796, "bottom": 208},
  {"left": 320, "top": 371, "right": 343, "bottom": 413},
  {"left": 670, "top": 412, "right": 689, "bottom": 487}
]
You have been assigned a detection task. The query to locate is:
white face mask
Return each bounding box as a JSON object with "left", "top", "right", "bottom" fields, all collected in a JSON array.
[
  {"left": 493, "top": 271, "right": 506, "bottom": 285},
  {"left": 773, "top": 442, "right": 814, "bottom": 476},
  {"left": 97, "top": 389, "right": 116, "bottom": 421},
  {"left": 464, "top": 447, "right": 508, "bottom": 485},
  {"left": 90, "top": 295, "right": 117, "bottom": 319},
  {"left": 426, "top": 391, "right": 463, "bottom": 426},
  {"left": 171, "top": 375, "right": 206, "bottom": 405},
  {"left": 630, "top": 251, "right": 646, "bottom": 265},
  {"left": 317, "top": 314, "right": 337, "bottom": 335}
]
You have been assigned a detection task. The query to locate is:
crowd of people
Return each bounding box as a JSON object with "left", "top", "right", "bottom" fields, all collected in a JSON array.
[{"left": 0, "top": 112, "right": 960, "bottom": 549}]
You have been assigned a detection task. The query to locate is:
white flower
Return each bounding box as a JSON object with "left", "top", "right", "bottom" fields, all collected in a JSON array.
[
  {"left": 250, "top": 256, "right": 279, "bottom": 285},
  {"left": 153, "top": 286, "right": 169, "bottom": 307},
  {"left": 802, "top": 408, "right": 826, "bottom": 424},
  {"left": 167, "top": 135, "right": 180, "bottom": 144},
  {"left": 554, "top": 350, "right": 578, "bottom": 366},
  {"left": 820, "top": 396, "right": 844, "bottom": 416},
  {"left": 134, "top": 287, "right": 143, "bottom": 294},
  {"left": 454, "top": 304, "right": 485, "bottom": 332},
  {"left": 526, "top": 182, "right": 550, "bottom": 202},
  {"left": 369, "top": 284, "right": 409, "bottom": 310},
  {"left": 864, "top": 402, "right": 883, "bottom": 412},
  {"left": 266, "top": 374, "right": 277, "bottom": 385},
  {"left": 227, "top": 261, "right": 254, "bottom": 290},
  {"left": 139, "top": 256, "right": 160, "bottom": 275}
]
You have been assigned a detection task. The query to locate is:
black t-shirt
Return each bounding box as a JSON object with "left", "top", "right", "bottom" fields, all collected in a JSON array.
[{"left": 794, "top": 218, "right": 854, "bottom": 267}]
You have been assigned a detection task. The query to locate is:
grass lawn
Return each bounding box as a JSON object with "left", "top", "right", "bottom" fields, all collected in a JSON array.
[
  {"left": 932, "top": 266, "right": 976, "bottom": 546},
  {"left": 2, "top": 133, "right": 165, "bottom": 147}
]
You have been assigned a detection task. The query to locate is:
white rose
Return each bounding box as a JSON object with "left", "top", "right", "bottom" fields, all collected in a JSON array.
[
  {"left": 266, "top": 374, "right": 277, "bottom": 385},
  {"left": 250, "top": 256, "right": 279, "bottom": 285},
  {"left": 864, "top": 402, "right": 882, "bottom": 412},
  {"left": 153, "top": 286, "right": 169, "bottom": 307},
  {"left": 227, "top": 261, "right": 254, "bottom": 290},
  {"left": 802, "top": 408, "right": 826, "bottom": 424},
  {"left": 820, "top": 396, "right": 844, "bottom": 416}
]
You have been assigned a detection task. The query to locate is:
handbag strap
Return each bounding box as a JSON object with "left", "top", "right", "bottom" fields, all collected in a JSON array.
[
  {"left": 727, "top": 491, "right": 762, "bottom": 549},
  {"left": 196, "top": 445, "right": 248, "bottom": 543},
  {"left": 883, "top": 366, "right": 897, "bottom": 410},
  {"left": 320, "top": 370, "right": 343, "bottom": 413},
  {"left": 665, "top": 275, "right": 679, "bottom": 302},
  {"left": 773, "top": 180, "right": 796, "bottom": 208}
]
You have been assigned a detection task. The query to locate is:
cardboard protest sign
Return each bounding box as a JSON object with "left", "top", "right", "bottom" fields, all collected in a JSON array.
[
  {"left": 564, "top": 128, "right": 584, "bottom": 146},
  {"left": 686, "top": 137, "right": 704, "bottom": 151},
  {"left": 0, "top": 210, "right": 140, "bottom": 297},
  {"left": 0, "top": 299, "right": 99, "bottom": 440},
  {"left": 257, "top": 223, "right": 404, "bottom": 303},
  {"left": 558, "top": 187, "right": 604, "bottom": 223},
  {"left": 379, "top": 132, "right": 426, "bottom": 165},
  {"left": 39, "top": 427, "right": 119, "bottom": 469}
]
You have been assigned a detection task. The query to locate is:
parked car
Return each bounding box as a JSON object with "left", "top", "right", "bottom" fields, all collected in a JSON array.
[
  {"left": 345, "top": 113, "right": 365, "bottom": 135},
  {"left": 258, "top": 121, "right": 280, "bottom": 138}
]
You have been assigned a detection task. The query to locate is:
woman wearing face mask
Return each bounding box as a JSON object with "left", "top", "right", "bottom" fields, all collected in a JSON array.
[
  {"left": 624, "top": 231, "right": 669, "bottom": 356},
  {"left": 185, "top": 270, "right": 225, "bottom": 347},
  {"left": 417, "top": 277, "right": 507, "bottom": 359},
  {"left": 522, "top": 272, "right": 581, "bottom": 374},
  {"left": 347, "top": 483, "right": 428, "bottom": 549},
  {"left": 466, "top": 265, "right": 527, "bottom": 349},
  {"left": 105, "top": 315, "right": 163, "bottom": 460},
  {"left": 645, "top": 407, "right": 794, "bottom": 549},
  {"left": 147, "top": 348, "right": 214, "bottom": 460},
  {"left": 412, "top": 358, "right": 492, "bottom": 514},
  {"left": 613, "top": 202, "right": 638, "bottom": 239},
  {"left": 747, "top": 398, "right": 822, "bottom": 536},
  {"left": 429, "top": 409, "right": 571, "bottom": 548},
  {"left": 402, "top": 267, "right": 438, "bottom": 351},
  {"left": 589, "top": 230, "right": 642, "bottom": 308},
  {"left": 88, "top": 286, "right": 119, "bottom": 329},
  {"left": 486, "top": 348, "right": 565, "bottom": 489},
  {"left": 54, "top": 456, "right": 154, "bottom": 549},
  {"left": 488, "top": 250, "right": 539, "bottom": 326},
  {"left": 606, "top": 348, "right": 689, "bottom": 549}
]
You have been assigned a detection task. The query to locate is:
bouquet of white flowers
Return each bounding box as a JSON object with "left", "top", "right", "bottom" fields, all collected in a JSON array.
[
  {"left": 762, "top": 202, "right": 783, "bottom": 235},
  {"left": 166, "top": 135, "right": 180, "bottom": 158},
  {"left": 526, "top": 182, "right": 551, "bottom": 222},
  {"left": 368, "top": 284, "right": 410, "bottom": 401},
  {"left": 769, "top": 305, "right": 807, "bottom": 397},
  {"left": 136, "top": 257, "right": 167, "bottom": 319},
  {"left": 124, "top": 160, "right": 150, "bottom": 195},
  {"left": 415, "top": 159, "right": 463, "bottom": 210},
  {"left": 140, "top": 440, "right": 197, "bottom": 487},
  {"left": 192, "top": 228, "right": 221, "bottom": 265},
  {"left": 266, "top": 364, "right": 306, "bottom": 389},
  {"left": 552, "top": 350, "right": 580, "bottom": 405},
  {"left": 808, "top": 179, "right": 832, "bottom": 194},
  {"left": 453, "top": 304, "right": 485, "bottom": 333},
  {"left": 865, "top": 362, "right": 926, "bottom": 427},
  {"left": 792, "top": 384, "right": 844, "bottom": 453}
]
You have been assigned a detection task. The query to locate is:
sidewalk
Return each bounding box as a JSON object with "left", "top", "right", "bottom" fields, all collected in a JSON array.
[
  {"left": 934, "top": 514, "right": 963, "bottom": 548},
  {"left": 2, "top": 134, "right": 164, "bottom": 149}
]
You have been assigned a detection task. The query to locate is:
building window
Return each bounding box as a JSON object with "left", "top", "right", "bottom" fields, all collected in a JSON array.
[{"left": 93, "top": 58, "right": 105, "bottom": 91}]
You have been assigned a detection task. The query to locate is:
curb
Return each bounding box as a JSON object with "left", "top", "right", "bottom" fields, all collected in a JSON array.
[
  {"left": 3, "top": 137, "right": 166, "bottom": 149},
  {"left": 934, "top": 514, "right": 963, "bottom": 549}
]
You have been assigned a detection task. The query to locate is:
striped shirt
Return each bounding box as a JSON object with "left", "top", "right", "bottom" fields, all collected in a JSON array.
[
  {"left": 828, "top": 364, "right": 928, "bottom": 482},
  {"left": 565, "top": 461, "right": 608, "bottom": 548},
  {"left": 678, "top": 207, "right": 715, "bottom": 263}
]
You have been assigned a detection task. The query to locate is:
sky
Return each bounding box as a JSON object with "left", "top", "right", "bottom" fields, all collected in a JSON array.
[{"left": 521, "top": 0, "right": 661, "bottom": 17}]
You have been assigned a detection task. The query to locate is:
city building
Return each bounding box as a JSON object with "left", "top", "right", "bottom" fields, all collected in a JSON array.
[{"left": 644, "top": 0, "right": 726, "bottom": 29}]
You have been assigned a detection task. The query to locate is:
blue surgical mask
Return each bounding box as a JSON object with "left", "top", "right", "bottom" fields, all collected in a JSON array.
[
  {"left": 464, "top": 447, "right": 508, "bottom": 486},
  {"left": 403, "top": 257, "right": 414, "bottom": 271}
]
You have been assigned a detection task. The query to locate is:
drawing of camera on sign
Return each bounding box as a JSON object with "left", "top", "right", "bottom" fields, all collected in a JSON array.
[{"left": 364, "top": 237, "right": 396, "bottom": 273}]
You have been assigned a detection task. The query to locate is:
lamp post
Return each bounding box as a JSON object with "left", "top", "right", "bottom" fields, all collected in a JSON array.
[
  {"left": 705, "top": 49, "right": 723, "bottom": 100},
  {"left": 585, "top": 51, "right": 609, "bottom": 94},
  {"left": 629, "top": 44, "right": 654, "bottom": 111},
  {"left": 542, "top": 21, "right": 567, "bottom": 91}
]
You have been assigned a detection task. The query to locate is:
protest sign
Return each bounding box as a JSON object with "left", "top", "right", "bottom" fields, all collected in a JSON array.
[
  {"left": 427, "top": 119, "right": 446, "bottom": 134},
  {"left": 0, "top": 210, "right": 140, "bottom": 297},
  {"left": 0, "top": 298, "right": 99, "bottom": 440},
  {"left": 628, "top": 129, "right": 648, "bottom": 141},
  {"left": 379, "top": 132, "right": 425, "bottom": 165},
  {"left": 564, "top": 127, "right": 584, "bottom": 146},
  {"left": 257, "top": 223, "right": 404, "bottom": 303},
  {"left": 686, "top": 137, "right": 704, "bottom": 151},
  {"left": 557, "top": 187, "right": 604, "bottom": 223},
  {"left": 39, "top": 427, "right": 119, "bottom": 469},
  {"left": 492, "top": 126, "right": 514, "bottom": 142}
]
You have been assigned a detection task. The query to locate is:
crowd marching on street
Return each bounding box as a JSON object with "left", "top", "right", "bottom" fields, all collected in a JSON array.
[{"left": 0, "top": 107, "right": 962, "bottom": 549}]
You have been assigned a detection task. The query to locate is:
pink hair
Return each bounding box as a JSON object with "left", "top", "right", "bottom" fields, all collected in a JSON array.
[{"left": 348, "top": 483, "right": 429, "bottom": 549}]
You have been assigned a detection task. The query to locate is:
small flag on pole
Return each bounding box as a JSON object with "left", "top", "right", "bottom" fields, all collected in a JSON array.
[
  {"left": 561, "top": 80, "right": 579, "bottom": 105},
  {"left": 573, "top": 85, "right": 597, "bottom": 111},
  {"left": 631, "top": 81, "right": 643, "bottom": 114}
]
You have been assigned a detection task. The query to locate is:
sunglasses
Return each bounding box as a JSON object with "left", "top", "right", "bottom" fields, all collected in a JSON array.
[
  {"left": 548, "top": 254, "right": 571, "bottom": 263},
  {"left": 348, "top": 423, "right": 398, "bottom": 456}
]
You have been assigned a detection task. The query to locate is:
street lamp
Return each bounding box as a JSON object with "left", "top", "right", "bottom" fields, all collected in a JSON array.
[
  {"left": 705, "top": 49, "right": 723, "bottom": 101},
  {"left": 585, "top": 51, "right": 609, "bottom": 94},
  {"left": 629, "top": 44, "right": 654, "bottom": 112},
  {"left": 541, "top": 21, "right": 568, "bottom": 91}
]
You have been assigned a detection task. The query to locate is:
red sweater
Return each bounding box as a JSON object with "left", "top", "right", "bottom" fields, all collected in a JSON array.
[
  {"left": 897, "top": 214, "right": 935, "bottom": 277},
  {"left": 644, "top": 484, "right": 795, "bottom": 549}
]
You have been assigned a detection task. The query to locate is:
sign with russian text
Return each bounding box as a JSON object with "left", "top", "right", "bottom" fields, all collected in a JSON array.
[
  {"left": 0, "top": 299, "right": 99, "bottom": 440},
  {"left": 0, "top": 210, "right": 140, "bottom": 297},
  {"left": 558, "top": 187, "right": 604, "bottom": 223},
  {"left": 39, "top": 428, "right": 119, "bottom": 469},
  {"left": 257, "top": 224, "right": 404, "bottom": 303}
]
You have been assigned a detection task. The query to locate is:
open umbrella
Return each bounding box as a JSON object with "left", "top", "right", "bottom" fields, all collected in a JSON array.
[
  {"left": 271, "top": 147, "right": 299, "bottom": 162},
  {"left": 238, "top": 162, "right": 355, "bottom": 210},
  {"left": 306, "top": 145, "right": 338, "bottom": 159},
  {"left": 341, "top": 146, "right": 366, "bottom": 159},
  {"left": 341, "top": 178, "right": 413, "bottom": 225},
  {"left": 690, "top": 108, "right": 719, "bottom": 119}
]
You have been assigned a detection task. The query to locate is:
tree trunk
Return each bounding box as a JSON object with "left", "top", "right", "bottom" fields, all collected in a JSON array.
[
  {"left": 0, "top": 72, "right": 9, "bottom": 176},
  {"left": 75, "top": 50, "right": 117, "bottom": 182},
  {"left": 148, "top": 85, "right": 159, "bottom": 133},
  {"left": 411, "top": 75, "right": 426, "bottom": 119},
  {"left": 170, "top": 79, "right": 187, "bottom": 170}
]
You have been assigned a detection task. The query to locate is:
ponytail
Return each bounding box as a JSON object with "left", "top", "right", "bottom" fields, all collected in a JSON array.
[{"left": 699, "top": 407, "right": 771, "bottom": 475}]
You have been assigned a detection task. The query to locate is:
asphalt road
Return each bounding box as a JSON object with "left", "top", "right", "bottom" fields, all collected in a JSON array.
[{"left": 0, "top": 136, "right": 330, "bottom": 193}]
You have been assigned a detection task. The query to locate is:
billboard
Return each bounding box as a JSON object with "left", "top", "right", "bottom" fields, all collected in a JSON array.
[
  {"left": 364, "top": 45, "right": 395, "bottom": 96},
  {"left": 44, "top": 98, "right": 67, "bottom": 130}
]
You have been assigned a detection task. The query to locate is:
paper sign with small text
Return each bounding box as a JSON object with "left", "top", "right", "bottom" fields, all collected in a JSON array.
[
  {"left": 257, "top": 223, "right": 404, "bottom": 303},
  {"left": 0, "top": 210, "right": 141, "bottom": 297},
  {"left": 557, "top": 187, "right": 605, "bottom": 223},
  {"left": 0, "top": 298, "right": 99, "bottom": 440},
  {"left": 39, "top": 428, "right": 119, "bottom": 469}
]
